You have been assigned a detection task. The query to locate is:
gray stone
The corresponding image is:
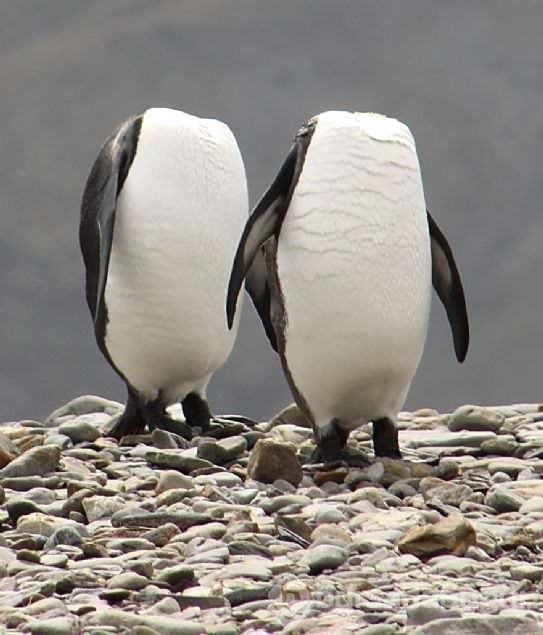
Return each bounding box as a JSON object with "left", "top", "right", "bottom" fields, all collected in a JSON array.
[
  {"left": 82, "top": 610, "right": 205, "bottom": 634},
  {"left": 425, "top": 483, "right": 473, "bottom": 507},
  {"left": 509, "top": 564, "right": 543, "bottom": 582},
  {"left": 411, "top": 615, "right": 540, "bottom": 635},
  {"left": 17, "top": 512, "right": 87, "bottom": 538},
  {"left": 481, "top": 434, "right": 518, "bottom": 455},
  {"left": 25, "top": 616, "right": 78, "bottom": 635},
  {"left": 107, "top": 571, "right": 149, "bottom": 590},
  {"left": 81, "top": 495, "right": 126, "bottom": 522},
  {"left": 197, "top": 435, "right": 247, "bottom": 465},
  {"left": 247, "top": 438, "right": 303, "bottom": 486},
  {"left": 448, "top": 404, "right": 505, "bottom": 433},
  {"left": 0, "top": 444, "right": 61, "bottom": 477},
  {"left": 145, "top": 449, "right": 214, "bottom": 473},
  {"left": 45, "top": 525, "right": 84, "bottom": 548},
  {"left": 304, "top": 544, "right": 347, "bottom": 574},
  {"left": 221, "top": 559, "right": 273, "bottom": 580},
  {"left": 58, "top": 416, "right": 102, "bottom": 442},
  {"left": 155, "top": 471, "right": 195, "bottom": 494},
  {"left": 407, "top": 598, "right": 462, "bottom": 626},
  {"left": 485, "top": 486, "right": 524, "bottom": 513},
  {"left": 45, "top": 395, "right": 123, "bottom": 425}
]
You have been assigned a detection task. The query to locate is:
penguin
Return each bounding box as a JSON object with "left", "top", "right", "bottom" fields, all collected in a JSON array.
[
  {"left": 80, "top": 107, "right": 248, "bottom": 439},
  {"left": 226, "top": 111, "right": 469, "bottom": 463}
]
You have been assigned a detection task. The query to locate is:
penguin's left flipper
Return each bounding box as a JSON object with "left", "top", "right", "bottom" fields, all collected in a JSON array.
[
  {"left": 244, "top": 246, "right": 279, "bottom": 351},
  {"left": 226, "top": 122, "right": 316, "bottom": 331},
  {"left": 79, "top": 114, "right": 142, "bottom": 322},
  {"left": 427, "top": 211, "right": 470, "bottom": 362}
]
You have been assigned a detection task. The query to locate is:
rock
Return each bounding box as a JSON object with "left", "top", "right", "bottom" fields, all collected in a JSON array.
[
  {"left": 509, "top": 564, "right": 543, "bottom": 582},
  {"left": 313, "top": 466, "right": 349, "bottom": 486},
  {"left": 58, "top": 416, "right": 102, "bottom": 442},
  {"left": 45, "top": 394, "right": 123, "bottom": 425},
  {"left": 481, "top": 435, "right": 518, "bottom": 455},
  {"left": 25, "top": 616, "right": 79, "bottom": 635},
  {"left": 221, "top": 560, "right": 273, "bottom": 580},
  {"left": 488, "top": 458, "right": 529, "bottom": 477},
  {"left": 447, "top": 404, "right": 505, "bottom": 433},
  {"left": 150, "top": 428, "right": 181, "bottom": 449},
  {"left": 111, "top": 509, "right": 212, "bottom": 531},
  {"left": 155, "top": 564, "right": 195, "bottom": 591},
  {"left": 0, "top": 431, "right": 21, "bottom": 467},
  {"left": 107, "top": 572, "right": 150, "bottom": 591},
  {"left": 247, "top": 439, "right": 303, "bottom": 486},
  {"left": 410, "top": 615, "right": 540, "bottom": 635},
  {"left": 484, "top": 486, "right": 523, "bottom": 513},
  {"left": 6, "top": 498, "right": 42, "bottom": 523},
  {"left": 81, "top": 495, "right": 126, "bottom": 522},
  {"left": 0, "top": 444, "right": 61, "bottom": 477},
  {"left": 17, "top": 513, "right": 87, "bottom": 539},
  {"left": 424, "top": 483, "right": 474, "bottom": 507},
  {"left": 396, "top": 513, "right": 476, "bottom": 558},
  {"left": 433, "top": 460, "right": 460, "bottom": 480},
  {"left": 145, "top": 449, "right": 214, "bottom": 473},
  {"left": 407, "top": 598, "right": 462, "bottom": 626},
  {"left": 45, "top": 525, "right": 84, "bottom": 548},
  {"left": 197, "top": 435, "right": 247, "bottom": 465},
  {"left": 155, "top": 471, "right": 195, "bottom": 494},
  {"left": 304, "top": 544, "right": 348, "bottom": 574},
  {"left": 82, "top": 610, "right": 205, "bottom": 634},
  {"left": 268, "top": 403, "right": 312, "bottom": 429}
]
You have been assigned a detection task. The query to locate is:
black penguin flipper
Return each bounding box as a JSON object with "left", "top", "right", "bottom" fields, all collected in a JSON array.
[
  {"left": 226, "top": 145, "right": 298, "bottom": 329},
  {"left": 79, "top": 114, "right": 143, "bottom": 323},
  {"left": 226, "top": 120, "right": 316, "bottom": 330},
  {"left": 427, "top": 210, "right": 470, "bottom": 362},
  {"left": 245, "top": 245, "right": 278, "bottom": 351}
]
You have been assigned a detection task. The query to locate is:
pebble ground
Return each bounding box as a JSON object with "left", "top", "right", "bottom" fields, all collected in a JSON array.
[{"left": 0, "top": 396, "right": 542, "bottom": 634}]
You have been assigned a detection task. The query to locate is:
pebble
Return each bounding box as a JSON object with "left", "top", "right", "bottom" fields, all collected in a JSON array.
[
  {"left": 0, "top": 396, "right": 541, "bottom": 632},
  {"left": 247, "top": 439, "right": 303, "bottom": 486},
  {"left": 304, "top": 545, "right": 348, "bottom": 574},
  {"left": 447, "top": 404, "right": 505, "bottom": 433},
  {"left": 0, "top": 444, "right": 61, "bottom": 477},
  {"left": 484, "top": 486, "right": 524, "bottom": 513}
]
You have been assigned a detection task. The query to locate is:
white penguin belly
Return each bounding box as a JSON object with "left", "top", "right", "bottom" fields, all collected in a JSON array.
[
  {"left": 277, "top": 112, "right": 431, "bottom": 428},
  {"left": 104, "top": 108, "right": 247, "bottom": 401}
]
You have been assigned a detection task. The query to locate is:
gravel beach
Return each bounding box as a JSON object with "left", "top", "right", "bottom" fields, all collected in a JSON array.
[{"left": 0, "top": 396, "right": 542, "bottom": 634}]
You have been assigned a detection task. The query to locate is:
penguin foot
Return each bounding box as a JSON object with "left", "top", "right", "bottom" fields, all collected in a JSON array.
[
  {"left": 309, "top": 418, "right": 369, "bottom": 467},
  {"left": 206, "top": 414, "right": 257, "bottom": 439},
  {"left": 182, "top": 392, "right": 211, "bottom": 432},
  {"left": 104, "top": 389, "right": 146, "bottom": 439},
  {"left": 372, "top": 417, "right": 402, "bottom": 459},
  {"left": 307, "top": 446, "right": 370, "bottom": 469},
  {"left": 105, "top": 411, "right": 146, "bottom": 439},
  {"left": 147, "top": 414, "right": 194, "bottom": 440}
]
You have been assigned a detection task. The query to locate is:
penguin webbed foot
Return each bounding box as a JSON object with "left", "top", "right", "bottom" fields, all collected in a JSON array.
[
  {"left": 147, "top": 413, "right": 194, "bottom": 440},
  {"left": 182, "top": 392, "right": 211, "bottom": 433},
  {"left": 104, "top": 389, "right": 146, "bottom": 439},
  {"left": 309, "top": 419, "right": 370, "bottom": 468},
  {"left": 372, "top": 417, "right": 402, "bottom": 459},
  {"left": 206, "top": 414, "right": 258, "bottom": 439}
]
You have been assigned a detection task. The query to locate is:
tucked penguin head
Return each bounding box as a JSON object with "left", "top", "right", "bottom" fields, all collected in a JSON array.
[{"left": 301, "top": 110, "right": 417, "bottom": 151}]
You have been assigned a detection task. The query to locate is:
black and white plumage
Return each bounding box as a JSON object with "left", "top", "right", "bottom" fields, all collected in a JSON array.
[
  {"left": 227, "top": 110, "right": 469, "bottom": 463},
  {"left": 80, "top": 107, "right": 248, "bottom": 439}
]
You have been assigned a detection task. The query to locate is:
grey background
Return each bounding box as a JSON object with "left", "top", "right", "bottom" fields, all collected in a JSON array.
[{"left": 1, "top": 0, "right": 542, "bottom": 423}]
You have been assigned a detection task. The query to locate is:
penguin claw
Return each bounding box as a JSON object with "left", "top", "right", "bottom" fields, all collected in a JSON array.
[
  {"left": 147, "top": 414, "right": 194, "bottom": 440},
  {"left": 104, "top": 412, "right": 146, "bottom": 439},
  {"left": 307, "top": 447, "right": 371, "bottom": 469}
]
